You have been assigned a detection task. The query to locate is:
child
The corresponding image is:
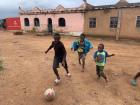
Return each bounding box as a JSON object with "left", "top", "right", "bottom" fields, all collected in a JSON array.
[
  {"left": 45, "top": 33, "right": 71, "bottom": 84},
  {"left": 94, "top": 43, "right": 115, "bottom": 82},
  {"left": 131, "top": 71, "right": 140, "bottom": 86},
  {"left": 71, "top": 33, "right": 93, "bottom": 71}
]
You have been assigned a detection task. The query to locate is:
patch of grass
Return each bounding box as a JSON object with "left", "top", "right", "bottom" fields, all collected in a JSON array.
[
  {"left": 13, "top": 31, "right": 23, "bottom": 35},
  {"left": 0, "top": 60, "right": 4, "bottom": 71}
]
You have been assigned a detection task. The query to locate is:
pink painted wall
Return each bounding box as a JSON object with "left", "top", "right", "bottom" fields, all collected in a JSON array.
[{"left": 20, "top": 13, "right": 84, "bottom": 33}]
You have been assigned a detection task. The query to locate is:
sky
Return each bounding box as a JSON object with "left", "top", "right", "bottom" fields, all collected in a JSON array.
[{"left": 0, "top": 0, "right": 140, "bottom": 19}]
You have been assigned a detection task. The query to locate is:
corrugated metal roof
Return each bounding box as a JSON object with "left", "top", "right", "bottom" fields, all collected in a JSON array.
[{"left": 19, "top": 2, "right": 140, "bottom": 15}]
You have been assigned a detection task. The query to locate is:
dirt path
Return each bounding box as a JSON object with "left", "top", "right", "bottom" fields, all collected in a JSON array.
[{"left": 0, "top": 31, "right": 140, "bottom": 105}]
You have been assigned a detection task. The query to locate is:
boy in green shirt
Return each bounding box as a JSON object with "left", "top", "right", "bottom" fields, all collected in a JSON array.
[{"left": 94, "top": 44, "right": 115, "bottom": 82}]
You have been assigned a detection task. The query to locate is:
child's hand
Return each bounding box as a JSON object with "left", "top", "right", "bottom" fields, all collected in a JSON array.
[
  {"left": 45, "top": 51, "right": 48, "bottom": 54},
  {"left": 95, "top": 57, "right": 98, "bottom": 62},
  {"left": 111, "top": 54, "right": 115, "bottom": 56}
]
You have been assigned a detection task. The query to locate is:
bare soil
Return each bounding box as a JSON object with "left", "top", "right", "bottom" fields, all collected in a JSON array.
[{"left": 0, "top": 31, "right": 140, "bottom": 105}]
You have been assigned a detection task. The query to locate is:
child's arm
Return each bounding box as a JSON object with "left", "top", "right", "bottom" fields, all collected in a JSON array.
[
  {"left": 109, "top": 54, "right": 115, "bottom": 57},
  {"left": 71, "top": 40, "right": 79, "bottom": 51},
  {"left": 62, "top": 44, "right": 67, "bottom": 61},
  {"left": 86, "top": 38, "right": 93, "bottom": 49},
  {"left": 62, "top": 43, "right": 67, "bottom": 66},
  {"left": 93, "top": 51, "right": 98, "bottom": 62},
  {"left": 106, "top": 51, "right": 115, "bottom": 57},
  {"left": 45, "top": 42, "right": 53, "bottom": 54}
]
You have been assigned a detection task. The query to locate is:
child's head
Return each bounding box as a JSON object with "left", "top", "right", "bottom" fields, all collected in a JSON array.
[
  {"left": 80, "top": 33, "right": 85, "bottom": 42},
  {"left": 53, "top": 33, "right": 61, "bottom": 42},
  {"left": 98, "top": 43, "right": 104, "bottom": 52}
]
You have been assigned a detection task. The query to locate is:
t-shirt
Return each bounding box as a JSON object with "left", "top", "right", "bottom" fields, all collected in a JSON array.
[
  {"left": 71, "top": 38, "right": 93, "bottom": 54},
  {"left": 77, "top": 41, "right": 85, "bottom": 53},
  {"left": 48, "top": 41, "right": 66, "bottom": 58},
  {"left": 94, "top": 50, "right": 109, "bottom": 66}
]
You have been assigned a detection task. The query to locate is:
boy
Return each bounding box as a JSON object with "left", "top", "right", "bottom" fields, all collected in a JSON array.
[
  {"left": 71, "top": 33, "right": 93, "bottom": 71},
  {"left": 94, "top": 44, "right": 115, "bottom": 82},
  {"left": 131, "top": 71, "right": 140, "bottom": 86},
  {"left": 45, "top": 33, "right": 71, "bottom": 84}
]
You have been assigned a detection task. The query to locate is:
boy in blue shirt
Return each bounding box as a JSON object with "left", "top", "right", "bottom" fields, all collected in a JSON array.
[
  {"left": 94, "top": 43, "right": 115, "bottom": 82},
  {"left": 71, "top": 33, "right": 93, "bottom": 71}
]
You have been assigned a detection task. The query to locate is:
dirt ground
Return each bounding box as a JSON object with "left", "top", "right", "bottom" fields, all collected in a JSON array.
[{"left": 0, "top": 31, "right": 140, "bottom": 105}]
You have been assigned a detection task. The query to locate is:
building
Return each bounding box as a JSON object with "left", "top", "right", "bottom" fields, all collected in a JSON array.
[
  {"left": 19, "top": 0, "right": 140, "bottom": 39},
  {"left": 84, "top": 0, "right": 140, "bottom": 40},
  {"left": 19, "top": 3, "right": 90, "bottom": 36}
]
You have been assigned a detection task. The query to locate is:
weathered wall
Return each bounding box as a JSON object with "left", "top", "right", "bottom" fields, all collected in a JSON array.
[
  {"left": 20, "top": 13, "right": 84, "bottom": 34},
  {"left": 84, "top": 7, "right": 140, "bottom": 39}
]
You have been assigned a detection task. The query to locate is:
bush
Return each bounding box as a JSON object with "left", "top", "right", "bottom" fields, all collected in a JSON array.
[{"left": 13, "top": 31, "right": 23, "bottom": 35}]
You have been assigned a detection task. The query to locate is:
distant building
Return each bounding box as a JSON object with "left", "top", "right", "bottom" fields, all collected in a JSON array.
[
  {"left": 19, "top": 0, "right": 140, "bottom": 39},
  {"left": 84, "top": 0, "right": 140, "bottom": 40},
  {"left": 19, "top": 4, "right": 87, "bottom": 36}
]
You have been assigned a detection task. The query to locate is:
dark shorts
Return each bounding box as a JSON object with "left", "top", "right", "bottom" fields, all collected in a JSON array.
[
  {"left": 78, "top": 52, "right": 86, "bottom": 59},
  {"left": 96, "top": 65, "right": 104, "bottom": 75},
  {"left": 53, "top": 57, "right": 68, "bottom": 69}
]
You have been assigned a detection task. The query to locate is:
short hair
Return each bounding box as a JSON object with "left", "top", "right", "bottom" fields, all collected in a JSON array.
[
  {"left": 53, "top": 33, "right": 60, "bottom": 37},
  {"left": 80, "top": 33, "right": 85, "bottom": 38},
  {"left": 53, "top": 33, "right": 61, "bottom": 40},
  {"left": 99, "top": 43, "right": 104, "bottom": 49}
]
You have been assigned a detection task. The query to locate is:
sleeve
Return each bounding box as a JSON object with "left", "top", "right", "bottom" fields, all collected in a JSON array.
[
  {"left": 71, "top": 41, "right": 75, "bottom": 49},
  {"left": 71, "top": 40, "right": 79, "bottom": 51},
  {"left": 48, "top": 41, "right": 54, "bottom": 50},
  {"left": 89, "top": 40, "right": 93, "bottom": 49},
  {"left": 93, "top": 51, "right": 98, "bottom": 60},
  {"left": 105, "top": 51, "right": 109, "bottom": 57},
  {"left": 85, "top": 38, "right": 93, "bottom": 49}
]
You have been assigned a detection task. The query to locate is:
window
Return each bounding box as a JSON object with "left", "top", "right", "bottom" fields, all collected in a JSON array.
[
  {"left": 136, "top": 16, "right": 140, "bottom": 27},
  {"left": 110, "top": 17, "right": 118, "bottom": 28},
  {"left": 34, "top": 18, "right": 40, "bottom": 27},
  {"left": 24, "top": 18, "right": 30, "bottom": 26},
  {"left": 89, "top": 18, "right": 96, "bottom": 28},
  {"left": 58, "top": 18, "right": 66, "bottom": 27}
]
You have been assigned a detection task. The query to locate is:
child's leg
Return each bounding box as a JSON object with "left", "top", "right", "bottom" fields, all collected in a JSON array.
[
  {"left": 53, "top": 68, "right": 60, "bottom": 80},
  {"left": 62, "top": 60, "right": 69, "bottom": 74},
  {"left": 100, "top": 66, "right": 108, "bottom": 82},
  {"left": 96, "top": 65, "right": 101, "bottom": 78},
  {"left": 100, "top": 72, "right": 108, "bottom": 82},
  {"left": 78, "top": 53, "right": 81, "bottom": 65},
  {"left": 131, "top": 72, "right": 140, "bottom": 86},
  {"left": 82, "top": 55, "right": 85, "bottom": 69},
  {"left": 53, "top": 58, "right": 60, "bottom": 80},
  {"left": 134, "top": 72, "right": 140, "bottom": 80}
]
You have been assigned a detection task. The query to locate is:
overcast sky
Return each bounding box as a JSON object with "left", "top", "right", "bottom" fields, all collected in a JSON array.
[{"left": 0, "top": 0, "right": 140, "bottom": 19}]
